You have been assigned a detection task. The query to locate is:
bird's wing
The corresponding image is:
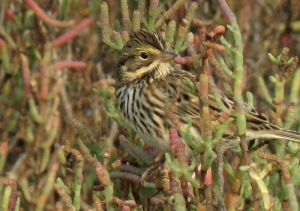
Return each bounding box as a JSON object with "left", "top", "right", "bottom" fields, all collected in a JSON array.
[
  {"left": 165, "top": 70, "right": 272, "bottom": 127},
  {"left": 210, "top": 92, "right": 272, "bottom": 125},
  {"left": 164, "top": 70, "right": 300, "bottom": 142}
]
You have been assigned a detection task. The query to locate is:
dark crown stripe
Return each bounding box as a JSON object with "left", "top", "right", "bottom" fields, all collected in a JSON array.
[{"left": 129, "top": 29, "right": 166, "bottom": 51}]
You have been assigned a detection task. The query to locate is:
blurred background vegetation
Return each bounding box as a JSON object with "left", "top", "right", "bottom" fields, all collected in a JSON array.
[{"left": 1, "top": 0, "right": 300, "bottom": 210}]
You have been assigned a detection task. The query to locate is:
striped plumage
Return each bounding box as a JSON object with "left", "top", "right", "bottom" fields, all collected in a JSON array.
[{"left": 115, "top": 29, "right": 300, "bottom": 154}]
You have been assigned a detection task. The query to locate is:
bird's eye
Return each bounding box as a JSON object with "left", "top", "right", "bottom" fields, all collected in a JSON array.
[{"left": 139, "top": 52, "right": 149, "bottom": 60}]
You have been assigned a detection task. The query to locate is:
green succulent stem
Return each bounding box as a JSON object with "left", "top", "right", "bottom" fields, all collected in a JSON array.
[
  {"left": 0, "top": 145, "right": 7, "bottom": 176},
  {"left": 2, "top": 186, "right": 11, "bottom": 210},
  {"left": 181, "top": 119, "right": 205, "bottom": 152},
  {"left": 165, "top": 153, "right": 200, "bottom": 188},
  {"left": 56, "top": 178, "right": 71, "bottom": 194},
  {"left": 0, "top": 28, "right": 17, "bottom": 49},
  {"left": 73, "top": 119, "right": 103, "bottom": 161},
  {"left": 171, "top": 178, "right": 187, "bottom": 210},
  {"left": 138, "top": 0, "right": 146, "bottom": 25},
  {"left": 28, "top": 95, "right": 42, "bottom": 124},
  {"left": 284, "top": 104, "right": 295, "bottom": 130},
  {"left": 219, "top": 56, "right": 236, "bottom": 79},
  {"left": 290, "top": 69, "right": 300, "bottom": 104},
  {"left": 202, "top": 143, "right": 214, "bottom": 171},
  {"left": 132, "top": 10, "right": 140, "bottom": 31},
  {"left": 74, "top": 159, "right": 83, "bottom": 211},
  {"left": 224, "top": 156, "right": 235, "bottom": 178},
  {"left": 218, "top": 0, "right": 263, "bottom": 209},
  {"left": 148, "top": 0, "right": 159, "bottom": 30},
  {"left": 257, "top": 76, "right": 275, "bottom": 108},
  {"left": 269, "top": 76, "right": 285, "bottom": 105},
  {"left": 174, "top": 2, "right": 197, "bottom": 54},
  {"left": 121, "top": 0, "right": 130, "bottom": 31},
  {"left": 0, "top": 44, "right": 12, "bottom": 74},
  {"left": 101, "top": 2, "right": 122, "bottom": 50},
  {"left": 154, "top": 0, "right": 186, "bottom": 28},
  {"left": 165, "top": 21, "right": 176, "bottom": 48},
  {"left": 212, "top": 117, "right": 234, "bottom": 145},
  {"left": 270, "top": 76, "right": 285, "bottom": 158},
  {"left": 218, "top": 0, "right": 247, "bottom": 152},
  {"left": 286, "top": 182, "right": 298, "bottom": 211},
  {"left": 247, "top": 165, "right": 271, "bottom": 210}
]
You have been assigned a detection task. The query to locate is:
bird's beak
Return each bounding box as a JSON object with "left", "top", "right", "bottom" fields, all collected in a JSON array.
[{"left": 158, "top": 50, "right": 177, "bottom": 63}]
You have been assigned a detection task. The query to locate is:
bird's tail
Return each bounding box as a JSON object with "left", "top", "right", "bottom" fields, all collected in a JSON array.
[
  {"left": 250, "top": 128, "right": 300, "bottom": 142},
  {"left": 272, "top": 129, "right": 300, "bottom": 142}
]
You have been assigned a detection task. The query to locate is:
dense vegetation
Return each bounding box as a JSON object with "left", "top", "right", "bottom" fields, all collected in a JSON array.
[{"left": 1, "top": 0, "right": 300, "bottom": 210}]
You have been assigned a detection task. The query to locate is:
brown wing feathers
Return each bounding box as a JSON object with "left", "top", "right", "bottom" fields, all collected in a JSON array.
[{"left": 166, "top": 71, "right": 300, "bottom": 142}]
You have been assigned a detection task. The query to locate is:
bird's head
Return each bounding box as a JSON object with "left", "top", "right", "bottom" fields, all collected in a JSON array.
[{"left": 116, "top": 29, "right": 177, "bottom": 86}]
